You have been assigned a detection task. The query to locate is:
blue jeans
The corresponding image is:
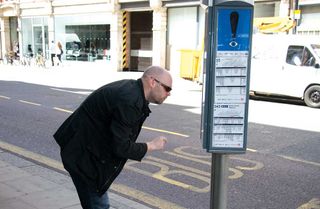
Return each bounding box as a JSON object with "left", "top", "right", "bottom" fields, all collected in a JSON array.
[{"left": 70, "top": 172, "right": 110, "bottom": 209}]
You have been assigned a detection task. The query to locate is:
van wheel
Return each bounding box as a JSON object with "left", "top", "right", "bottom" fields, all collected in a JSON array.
[{"left": 304, "top": 85, "right": 320, "bottom": 108}]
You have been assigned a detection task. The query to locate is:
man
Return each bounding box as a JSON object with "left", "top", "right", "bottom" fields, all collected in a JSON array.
[
  {"left": 54, "top": 66, "right": 172, "bottom": 209},
  {"left": 50, "top": 40, "right": 56, "bottom": 66}
]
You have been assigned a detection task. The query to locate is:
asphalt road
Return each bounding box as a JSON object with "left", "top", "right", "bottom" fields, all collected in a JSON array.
[{"left": 0, "top": 80, "right": 319, "bottom": 209}]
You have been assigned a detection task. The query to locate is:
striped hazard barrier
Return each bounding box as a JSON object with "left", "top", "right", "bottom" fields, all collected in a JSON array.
[{"left": 122, "top": 11, "right": 128, "bottom": 70}]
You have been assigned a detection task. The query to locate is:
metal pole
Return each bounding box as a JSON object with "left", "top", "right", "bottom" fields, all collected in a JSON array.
[
  {"left": 293, "top": 0, "right": 299, "bottom": 34},
  {"left": 210, "top": 154, "right": 229, "bottom": 209}
]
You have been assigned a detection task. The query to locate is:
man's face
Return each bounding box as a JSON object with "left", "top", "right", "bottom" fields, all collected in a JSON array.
[{"left": 149, "top": 76, "right": 172, "bottom": 104}]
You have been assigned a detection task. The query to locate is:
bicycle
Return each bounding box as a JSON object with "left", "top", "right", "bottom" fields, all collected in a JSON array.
[
  {"left": 4, "top": 51, "right": 20, "bottom": 65},
  {"left": 20, "top": 53, "right": 33, "bottom": 66},
  {"left": 35, "top": 52, "right": 46, "bottom": 68}
]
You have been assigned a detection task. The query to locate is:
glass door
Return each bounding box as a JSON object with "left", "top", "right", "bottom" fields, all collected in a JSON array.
[{"left": 33, "top": 25, "right": 48, "bottom": 58}]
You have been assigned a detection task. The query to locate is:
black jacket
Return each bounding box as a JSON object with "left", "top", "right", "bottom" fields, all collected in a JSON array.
[{"left": 53, "top": 79, "right": 150, "bottom": 195}]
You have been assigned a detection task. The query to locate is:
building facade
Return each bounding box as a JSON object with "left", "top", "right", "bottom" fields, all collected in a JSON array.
[{"left": 0, "top": 0, "right": 319, "bottom": 74}]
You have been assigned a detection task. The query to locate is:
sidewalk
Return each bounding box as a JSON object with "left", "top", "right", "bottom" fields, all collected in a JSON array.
[
  {"left": 0, "top": 149, "right": 152, "bottom": 209},
  {"left": 0, "top": 63, "right": 202, "bottom": 209}
]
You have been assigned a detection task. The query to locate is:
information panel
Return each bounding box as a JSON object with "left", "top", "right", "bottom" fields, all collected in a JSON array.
[{"left": 202, "top": 5, "right": 253, "bottom": 153}]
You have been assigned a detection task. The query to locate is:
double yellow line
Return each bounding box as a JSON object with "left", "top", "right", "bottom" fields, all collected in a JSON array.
[
  {"left": 0, "top": 95, "right": 187, "bottom": 208},
  {"left": 0, "top": 140, "right": 184, "bottom": 209}
]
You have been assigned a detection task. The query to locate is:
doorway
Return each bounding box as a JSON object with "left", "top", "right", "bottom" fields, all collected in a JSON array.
[
  {"left": 130, "top": 11, "right": 153, "bottom": 71},
  {"left": 32, "top": 25, "right": 48, "bottom": 58}
]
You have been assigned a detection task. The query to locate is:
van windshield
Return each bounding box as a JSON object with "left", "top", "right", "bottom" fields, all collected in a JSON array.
[{"left": 312, "top": 44, "right": 320, "bottom": 58}]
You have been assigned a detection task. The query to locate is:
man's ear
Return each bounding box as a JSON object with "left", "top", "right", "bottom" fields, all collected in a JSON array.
[{"left": 149, "top": 77, "right": 156, "bottom": 88}]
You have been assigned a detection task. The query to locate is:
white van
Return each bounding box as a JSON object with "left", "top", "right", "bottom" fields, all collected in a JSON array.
[{"left": 250, "top": 34, "right": 320, "bottom": 108}]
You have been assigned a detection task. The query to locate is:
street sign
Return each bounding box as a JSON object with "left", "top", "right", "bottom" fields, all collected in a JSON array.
[
  {"left": 201, "top": 0, "right": 254, "bottom": 154},
  {"left": 201, "top": 1, "right": 254, "bottom": 208}
]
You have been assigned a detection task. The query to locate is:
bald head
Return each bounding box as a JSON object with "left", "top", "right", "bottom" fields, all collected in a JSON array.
[
  {"left": 141, "top": 66, "right": 172, "bottom": 104},
  {"left": 142, "top": 66, "right": 172, "bottom": 87},
  {"left": 142, "top": 66, "right": 169, "bottom": 79}
]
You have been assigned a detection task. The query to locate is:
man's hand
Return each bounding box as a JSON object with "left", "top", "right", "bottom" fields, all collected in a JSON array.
[{"left": 147, "top": 136, "right": 167, "bottom": 151}]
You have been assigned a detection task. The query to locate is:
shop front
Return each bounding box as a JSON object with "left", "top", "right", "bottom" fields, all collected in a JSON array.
[
  {"left": 54, "top": 13, "right": 111, "bottom": 62},
  {"left": 21, "top": 17, "right": 48, "bottom": 59},
  {"left": 20, "top": 13, "right": 111, "bottom": 63}
]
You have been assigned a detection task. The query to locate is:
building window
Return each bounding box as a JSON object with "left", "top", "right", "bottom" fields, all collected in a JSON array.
[
  {"left": 55, "top": 13, "right": 111, "bottom": 62},
  {"left": 65, "top": 24, "right": 110, "bottom": 61}
]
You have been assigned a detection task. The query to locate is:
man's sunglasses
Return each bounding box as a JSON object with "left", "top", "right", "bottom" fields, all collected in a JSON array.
[{"left": 153, "top": 78, "right": 172, "bottom": 92}]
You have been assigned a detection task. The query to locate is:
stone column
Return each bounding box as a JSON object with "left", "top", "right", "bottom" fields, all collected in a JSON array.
[
  {"left": 0, "top": 18, "right": 4, "bottom": 59},
  {"left": 279, "top": 0, "right": 290, "bottom": 17},
  {"left": 0, "top": 17, "right": 11, "bottom": 56},
  {"left": 110, "top": 1, "right": 122, "bottom": 71},
  {"left": 47, "top": 1, "right": 55, "bottom": 43},
  {"left": 17, "top": 16, "right": 23, "bottom": 55},
  {"left": 151, "top": 0, "right": 167, "bottom": 68}
]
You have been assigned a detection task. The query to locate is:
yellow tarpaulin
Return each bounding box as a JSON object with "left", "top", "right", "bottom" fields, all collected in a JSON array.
[{"left": 254, "top": 17, "right": 295, "bottom": 33}]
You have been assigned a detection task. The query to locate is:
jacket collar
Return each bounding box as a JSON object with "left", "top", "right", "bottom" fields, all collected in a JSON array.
[{"left": 137, "top": 78, "right": 151, "bottom": 116}]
